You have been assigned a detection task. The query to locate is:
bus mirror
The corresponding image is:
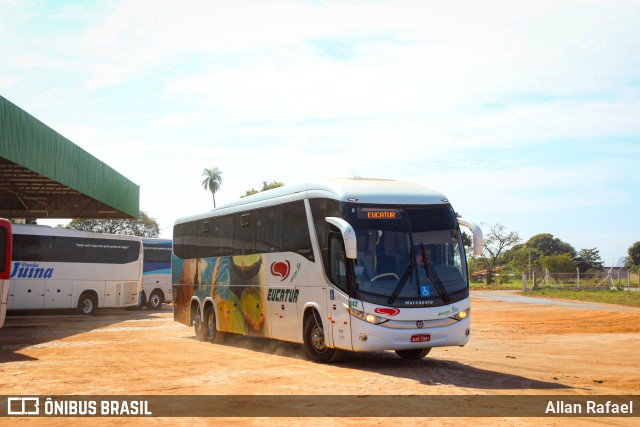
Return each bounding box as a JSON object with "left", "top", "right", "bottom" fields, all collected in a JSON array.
[
  {"left": 458, "top": 218, "right": 483, "bottom": 257},
  {"left": 325, "top": 217, "right": 357, "bottom": 260}
]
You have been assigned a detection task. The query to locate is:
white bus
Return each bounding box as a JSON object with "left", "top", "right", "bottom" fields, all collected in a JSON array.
[
  {"left": 141, "top": 238, "right": 173, "bottom": 309},
  {"left": 172, "top": 179, "right": 482, "bottom": 362},
  {"left": 7, "top": 224, "right": 143, "bottom": 315},
  {"left": 0, "top": 219, "right": 12, "bottom": 328}
]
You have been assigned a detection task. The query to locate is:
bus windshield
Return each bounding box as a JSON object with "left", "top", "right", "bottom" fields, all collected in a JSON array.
[{"left": 343, "top": 204, "right": 468, "bottom": 308}]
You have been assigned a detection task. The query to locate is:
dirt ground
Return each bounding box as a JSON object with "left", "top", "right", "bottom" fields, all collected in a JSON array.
[{"left": 1, "top": 291, "right": 639, "bottom": 426}]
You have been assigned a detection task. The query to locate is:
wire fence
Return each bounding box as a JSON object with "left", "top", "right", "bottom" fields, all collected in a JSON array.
[
  {"left": 523, "top": 269, "right": 640, "bottom": 291},
  {"left": 471, "top": 269, "right": 640, "bottom": 291}
]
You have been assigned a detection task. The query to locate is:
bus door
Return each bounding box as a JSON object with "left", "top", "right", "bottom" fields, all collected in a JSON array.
[{"left": 326, "top": 233, "right": 353, "bottom": 350}]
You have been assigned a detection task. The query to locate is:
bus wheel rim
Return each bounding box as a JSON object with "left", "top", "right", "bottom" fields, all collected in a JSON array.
[{"left": 311, "top": 325, "right": 327, "bottom": 352}]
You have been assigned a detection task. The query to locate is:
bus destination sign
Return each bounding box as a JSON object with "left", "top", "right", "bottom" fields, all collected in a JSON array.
[{"left": 357, "top": 208, "right": 401, "bottom": 220}]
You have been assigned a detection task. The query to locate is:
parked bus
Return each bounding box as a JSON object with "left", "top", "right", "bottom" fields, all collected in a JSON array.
[
  {"left": 172, "top": 179, "right": 482, "bottom": 362},
  {"left": 7, "top": 224, "right": 142, "bottom": 315},
  {"left": 0, "top": 219, "right": 12, "bottom": 328},
  {"left": 141, "top": 238, "right": 172, "bottom": 309}
]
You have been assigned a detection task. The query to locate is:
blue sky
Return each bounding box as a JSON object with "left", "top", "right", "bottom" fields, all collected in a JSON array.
[{"left": 1, "top": 0, "right": 639, "bottom": 265}]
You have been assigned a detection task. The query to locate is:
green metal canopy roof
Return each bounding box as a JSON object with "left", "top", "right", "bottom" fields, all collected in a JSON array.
[{"left": 0, "top": 95, "right": 139, "bottom": 219}]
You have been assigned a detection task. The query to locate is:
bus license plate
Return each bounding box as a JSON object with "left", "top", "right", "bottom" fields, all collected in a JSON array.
[{"left": 411, "top": 334, "right": 431, "bottom": 343}]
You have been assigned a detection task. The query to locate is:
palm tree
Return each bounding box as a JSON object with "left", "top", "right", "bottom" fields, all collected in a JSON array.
[{"left": 201, "top": 167, "right": 222, "bottom": 208}]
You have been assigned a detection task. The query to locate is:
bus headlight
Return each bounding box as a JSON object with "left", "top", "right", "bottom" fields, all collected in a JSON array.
[
  {"left": 451, "top": 308, "right": 470, "bottom": 321},
  {"left": 348, "top": 308, "right": 389, "bottom": 325}
]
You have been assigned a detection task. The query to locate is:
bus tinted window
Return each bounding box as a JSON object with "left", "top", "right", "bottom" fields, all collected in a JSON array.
[
  {"left": 13, "top": 234, "right": 140, "bottom": 264},
  {"left": 309, "top": 198, "right": 341, "bottom": 276},
  {"left": 144, "top": 243, "right": 172, "bottom": 263},
  {"left": 234, "top": 213, "right": 255, "bottom": 255},
  {"left": 173, "top": 223, "right": 185, "bottom": 258},
  {"left": 183, "top": 221, "right": 198, "bottom": 259},
  {"left": 282, "top": 201, "right": 313, "bottom": 261},
  {"left": 406, "top": 206, "right": 456, "bottom": 232},
  {"left": 256, "top": 207, "right": 281, "bottom": 253},
  {"left": 197, "top": 220, "right": 214, "bottom": 258},
  {"left": 213, "top": 215, "right": 234, "bottom": 257}
]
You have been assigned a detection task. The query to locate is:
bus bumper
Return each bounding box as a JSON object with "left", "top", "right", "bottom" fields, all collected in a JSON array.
[{"left": 350, "top": 316, "right": 470, "bottom": 352}]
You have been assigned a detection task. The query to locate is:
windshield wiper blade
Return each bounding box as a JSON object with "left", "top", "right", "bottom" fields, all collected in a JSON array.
[
  {"left": 420, "top": 243, "right": 450, "bottom": 303},
  {"left": 387, "top": 259, "right": 416, "bottom": 305}
]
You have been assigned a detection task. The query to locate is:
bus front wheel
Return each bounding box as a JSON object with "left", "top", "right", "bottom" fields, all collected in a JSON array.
[
  {"left": 303, "top": 312, "right": 343, "bottom": 363},
  {"left": 394, "top": 348, "right": 431, "bottom": 359},
  {"left": 77, "top": 293, "right": 98, "bottom": 315}
]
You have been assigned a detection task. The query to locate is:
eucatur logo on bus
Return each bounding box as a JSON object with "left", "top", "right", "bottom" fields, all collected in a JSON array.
[
  {"left": 270, "top": 261, "right": 290, "bottom": 281},
  {"left": 10, "top": 262, "right": 54, "bottom": 279},
  {"left": 374, "top": 307, "right": 400, "bottom": 316}
]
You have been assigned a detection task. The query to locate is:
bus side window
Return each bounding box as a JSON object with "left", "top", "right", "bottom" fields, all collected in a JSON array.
[
  {"left": 173, "top": 223, "right": 185, "bottom": 259},
  {"left": 309, "top": 198, "right": 341, "bottom": 278},
  {"left": 234, "top": 213, "right": 255, "bottom": 255},
  {"left": 282, "top": 201, "right": 314, "bottom": 261},
  {"left": 183, "top": 221, "right": 198, "bottom": 260},
  {"left": 213, "top": 216, "right": 234, "bottom": 257},
  {"left": 328, "top": 233, "right": 348, "bottom": 293},
  {"left": 197, "top": 220, "right": 213, "bottom": 258},
  {"left": 256, "top": 207, "right": 281, "bottom": 253}
]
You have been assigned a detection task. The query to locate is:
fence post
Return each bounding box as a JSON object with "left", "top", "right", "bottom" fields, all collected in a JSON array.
[
  {"left": 577, "top": 267, "right": 580, "bottom": 290},
  {"left": 533, "top": 271, "right": 536, "bottom": 290},
  {"left": 522, "top": 272, "right": 527, "bottom": 291}
]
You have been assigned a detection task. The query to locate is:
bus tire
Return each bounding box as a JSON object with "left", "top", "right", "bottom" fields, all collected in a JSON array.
[
  {"left": 77, "top": 292, "right": 98, "bottom": 315},
  {"left": 203, "top": 304, "right": 224, "bottom": 343},
  {"left": 394, "top": 348, "right": 431, "bottom": 359},
  {"left": 147, "top": 290, "right": 163, "bottom": 310},
  {"left": 303, "top": 311, "right": 343, "bottom": 363},
  {"left": 194, "top": 307, "right": 207, "bottom": 341}
]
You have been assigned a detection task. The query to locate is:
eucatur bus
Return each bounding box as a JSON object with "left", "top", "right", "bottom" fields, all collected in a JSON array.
[
  {"left": 141, "top": 238, "right": 173, "bottom": 309},
  {"left": 0, "top": 219, "right": 12, "bottom": 328},
  {"left": 6, "top": 224, "right": 142, "bottom": 315},
  {"left": 172, "top": 179, "right": 483, "bottom": 362}
]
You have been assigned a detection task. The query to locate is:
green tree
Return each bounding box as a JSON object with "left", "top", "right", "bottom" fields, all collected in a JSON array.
[
  {"left": 241, "top": 181, "right": 284, "bottom": 198},
  {"left": 575, "top": 248, "right": 603, "bottom": 273},
  {"left": 477, "top": 223, "right": 521, "bottom": 285},
  {"left": 524, "top": 233, "right": 576, "bottom": 258},
  {"left": 65, "top": 211, "right": 160, "bottom": 237},
  {"left": 626, "top": 241, "right": 640, "bottom": 268},
  {"left": 202, "top": 167, "right": 223, "bottom": 208},
  {"left": 541, "top": 253, "right": 575, "bottom": 273},
  {"left": 506, "top": 246, "right": 542, "bottom": 275}
]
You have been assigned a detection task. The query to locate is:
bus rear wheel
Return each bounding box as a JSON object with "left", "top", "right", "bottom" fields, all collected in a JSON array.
[
  {"left": 303, "top": 311, "right": 343, "bottom": 363},
  {"left": 394, "top": 348, "right": 431, "bottom": 359},
  {"left": 203, "top": 305, "right": 224, "bottom": 343},
  {"left": 77, "top": 293, "right": 97, "bottom": 315},
  {"left": 194, "top": 307, "right": 206, "bottom": 341},
  {"left": 147, "top": 290, "right": 163, "bottom": 310}
]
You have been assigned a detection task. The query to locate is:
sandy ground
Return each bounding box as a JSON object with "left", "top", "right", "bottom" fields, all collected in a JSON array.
[{"left": 0, "top": 290, "right": 638, "bottom": 426}]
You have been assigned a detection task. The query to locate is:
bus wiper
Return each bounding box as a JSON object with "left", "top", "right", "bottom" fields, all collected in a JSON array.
[
  {"left": 420, "top": 243, "right": 450, "bottom": 303},
  {"left": 387, "top": 258, "right": 416, "bottom": 305}
]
